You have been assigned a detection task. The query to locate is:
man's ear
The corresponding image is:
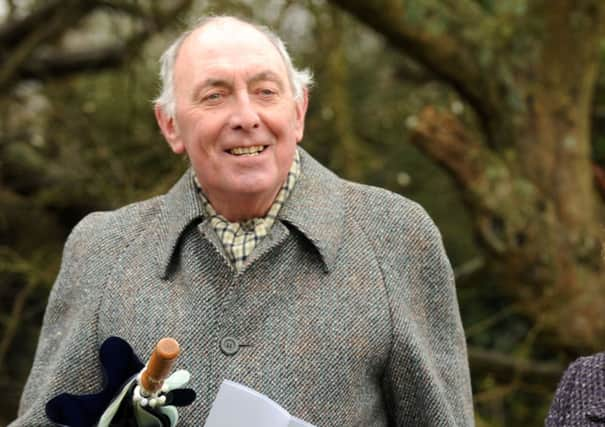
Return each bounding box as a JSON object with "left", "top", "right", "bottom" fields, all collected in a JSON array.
[
  {"left": 155, "top": 105, "right": 185, "bottom": 154},
  {"left": 294, "top": 88, "right": 309, "bottom": 143}
]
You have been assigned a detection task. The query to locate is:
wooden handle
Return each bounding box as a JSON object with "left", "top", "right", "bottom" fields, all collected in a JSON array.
[{"left": 140, "top": 337, "right": 180, "bottom": 395}]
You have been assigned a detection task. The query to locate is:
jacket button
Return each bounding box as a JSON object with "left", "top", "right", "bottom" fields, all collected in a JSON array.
[{"left": 220, "top": 336, "right": 239, "bottom": 355}]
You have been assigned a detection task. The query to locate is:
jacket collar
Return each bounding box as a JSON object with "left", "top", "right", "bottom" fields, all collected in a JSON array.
[
  {"left": 155, "top": 169, "right": 206, "bottom": 279},
  {"left": 278, "top": 148, "right": 345, "bottom": 271},
  {"left": 155, "top": 148, "right": 345, "bottom": 278}
]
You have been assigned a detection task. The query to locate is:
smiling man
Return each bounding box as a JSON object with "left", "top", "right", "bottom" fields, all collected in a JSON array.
[
  {"left": 11, "top": 16, "right": 474, "bottom": 426},
  {"left": 155, "top": 20, "right": 307, "bottom": 222}
]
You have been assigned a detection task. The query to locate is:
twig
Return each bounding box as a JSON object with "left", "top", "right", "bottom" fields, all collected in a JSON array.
[{"left": 468, "top": 346, "right": 564, "bottom": 386}]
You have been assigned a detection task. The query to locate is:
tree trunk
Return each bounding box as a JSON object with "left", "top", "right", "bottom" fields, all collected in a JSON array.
[{"left": 328, "top": 0, "right": 605, "bottom": 348}]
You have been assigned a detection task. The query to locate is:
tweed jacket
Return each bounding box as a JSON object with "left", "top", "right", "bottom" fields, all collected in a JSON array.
[
  {"left": 546, "top": 352, "right": 605, "bottom": 426},
  {"left": 12, "top": 149, "right": 474, "bottom": 426}
]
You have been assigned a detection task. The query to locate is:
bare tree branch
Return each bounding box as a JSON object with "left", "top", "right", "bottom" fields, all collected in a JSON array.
[
  {"left": 326, "top": 0, "right": 498, "bottom": 130},
  {"left": 0, "top": 249, "right": 40, "bottom": 369},
  {"left": 468, "top": 346, "right": 565, "bottom": 387},
  {"left": 408, "top": 105, "right": 553, "bottom": 257},
  {"left": 0, "top": 0, "right": 95, "bottom": 46},
  {"left": 96, "top": 0, "right": 148, "bottom": 18},
  {"left": 1, "top": 0, "right": 193, "bottom": 89},
  {"left": 144, "top": 0, "right": 194, "bottom": 32},
  {"left": 0, "top": 1, "right": 97, "bottom": 90},
  {"left": 18, "top": 45, "right": 127, "bottom": 80},
  {"left": 393, "top": 58, "right": 436, "bottom": 85},
  {"left": 0, "top": 0, "right": 60, "bottom": 44},
  {"left": 409, "top": 105, "right": 497, "bottom": 196}
]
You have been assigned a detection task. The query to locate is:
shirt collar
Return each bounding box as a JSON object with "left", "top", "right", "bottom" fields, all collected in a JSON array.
[{"left": 154, "top": 147, "right": 345, "bottom": 278}]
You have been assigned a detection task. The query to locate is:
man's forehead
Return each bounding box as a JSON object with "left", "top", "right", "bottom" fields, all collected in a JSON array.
[
  {"left": 196, "top": 70, "right": 286, "bottom": 91},
  {"left": 173, "top": 19, "right": 292, "bottom": 92},
  {"left": 183, "top": 19, "right": 282, "bottom": 60}
]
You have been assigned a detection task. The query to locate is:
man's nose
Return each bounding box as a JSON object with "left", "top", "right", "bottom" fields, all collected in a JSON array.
[{"left": 229, "top": 92, "right": 260, "bottom": 131}]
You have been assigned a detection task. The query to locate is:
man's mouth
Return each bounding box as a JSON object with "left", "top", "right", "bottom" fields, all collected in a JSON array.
[{"left": 228, "top": 145, "right": 266, "bottom": 156}]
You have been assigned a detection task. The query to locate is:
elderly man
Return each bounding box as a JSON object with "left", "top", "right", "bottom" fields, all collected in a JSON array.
[{"left": 12, "top": 16, "right": 474, "bottom": 426}]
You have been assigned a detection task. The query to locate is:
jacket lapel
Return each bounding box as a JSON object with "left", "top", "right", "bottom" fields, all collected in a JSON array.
[
  {"left": 154, "top": 170, "right": 206, "bottom": 279},
  {"left": 278, "top": 148, "right": 345, "bottom": 272}
]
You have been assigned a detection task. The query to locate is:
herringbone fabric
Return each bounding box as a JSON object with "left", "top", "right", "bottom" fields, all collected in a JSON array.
[
  {"left": 11, "top": 148, "right": 474, "bottom": 426},
  {"left": 546, "top": 352, "right": 605, "bottom": 426}
]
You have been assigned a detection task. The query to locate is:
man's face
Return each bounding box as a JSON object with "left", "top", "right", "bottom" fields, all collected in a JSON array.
[{"left": 156, "top": 21, "right": 307, "bottom": 216}]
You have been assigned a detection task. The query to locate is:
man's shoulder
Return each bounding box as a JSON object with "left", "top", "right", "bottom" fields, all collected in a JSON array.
[
  {"left": 340, "top": 179, "right": 436, "bottom": 232},
  {"left": 565, "top": 352, "right": 605, "bottom": 380},
  {"left": 68, "top": 195, "right": 164, "bottom": 249},
  {"left": 548, "top": 351, "right": 605, "bottom": 424},
  {"left": 299, "top": 149, "right": 437, "bottom": 235},
  {"left": 554, "top": 352, "right": 605, "bottom": 400}
]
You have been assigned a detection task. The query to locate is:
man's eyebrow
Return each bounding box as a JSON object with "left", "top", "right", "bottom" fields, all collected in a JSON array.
[
  {"left": 192, "top": 78, "right": 232, "bottom": 97},
  {"left": 248, "top": 71, "right": 285, "bottom": 90}
]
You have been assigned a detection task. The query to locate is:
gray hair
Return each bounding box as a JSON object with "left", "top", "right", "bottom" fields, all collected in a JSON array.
[{"left": 154, "top": 16, "right": 313, "bottom": 118}]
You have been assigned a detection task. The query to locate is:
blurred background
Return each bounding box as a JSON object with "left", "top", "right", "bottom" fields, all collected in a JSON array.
[{"left": 1, "top": 0, "right": 605, "bottom": 425}]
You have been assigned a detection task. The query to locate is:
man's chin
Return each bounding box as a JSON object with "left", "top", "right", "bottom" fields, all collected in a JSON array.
[{"left": 224, "top": 181, "right": 279, "bottom": 197}]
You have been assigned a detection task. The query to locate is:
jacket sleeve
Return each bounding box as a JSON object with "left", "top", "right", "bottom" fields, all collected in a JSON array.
[
  {"left": 9, "top": 214, "right": 105, "bottom": 426},
  {"left": 380, "top": 206, "right": 474, "bottom": 426},
  {"left": 545, "top": 359, "right": 581, "bottom": 426}
]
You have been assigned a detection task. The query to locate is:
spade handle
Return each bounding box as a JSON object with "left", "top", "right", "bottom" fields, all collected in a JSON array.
[{"left": 140, "top": 337, "right": 180, "bottom": 395}]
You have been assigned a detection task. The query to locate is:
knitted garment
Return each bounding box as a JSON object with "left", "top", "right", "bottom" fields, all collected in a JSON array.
[
  {"left": 195, "top": 150, "right": 300, "bottom": 271},
  {"left": 11, "top": 148, "right": 474, "bottom": 426},
  {"left": 546, "top": 352, "right": 605, "bottom": 426}
]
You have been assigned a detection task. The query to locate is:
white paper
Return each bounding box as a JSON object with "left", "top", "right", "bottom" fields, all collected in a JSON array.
[
  {"left": 288, "top": 416, "right": 316, "bottom": 427},
  {"left": 203, "top": 380, "right": 316, "bottom": 427}
]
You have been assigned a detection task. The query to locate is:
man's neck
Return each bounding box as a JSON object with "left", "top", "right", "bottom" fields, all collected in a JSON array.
[{"left": 205, "top": 187, "right": 282, "bottom": 222}]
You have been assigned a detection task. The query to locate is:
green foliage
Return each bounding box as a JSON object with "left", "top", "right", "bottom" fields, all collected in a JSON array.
[
  {"left": 479, "top": 0, "right": 528, "bottom": 16},
  {"left": 5, "top": 0, "right": 604, "bottom": 424}
]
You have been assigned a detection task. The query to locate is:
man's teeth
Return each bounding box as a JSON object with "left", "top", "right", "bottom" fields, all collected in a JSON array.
[{"left": 229, "top": 145, "right": 265, "bottom": 156}]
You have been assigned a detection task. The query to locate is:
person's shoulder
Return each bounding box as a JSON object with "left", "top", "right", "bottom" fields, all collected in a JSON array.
[
  {"left": 301, "top": 149, "right": 430, "bottom": 223},
  {"left": 340, "top": 179, "right": 437, "bottom": 232},
  {"left": 67, "top": 195, "right": 164, "bottom": 251},
  {"left": 565, "top": 352, "right": 605, "bottom": 379},
  {"left": 547, "top": 352, "right": 605, "bottom": 425},
  {"left": 554, "top": 351, "right": 605, "bottom": 396}
]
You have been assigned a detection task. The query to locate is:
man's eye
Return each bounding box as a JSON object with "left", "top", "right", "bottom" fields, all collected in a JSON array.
[
  {"left": 258, "top": 88, "right": 277, "bottom": 97},
  {"left": 204, "top": 93, "right": 222, "bottom": 101},
  {"left": 201, "top": 91, "right": 227, "bottom": 104}
]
